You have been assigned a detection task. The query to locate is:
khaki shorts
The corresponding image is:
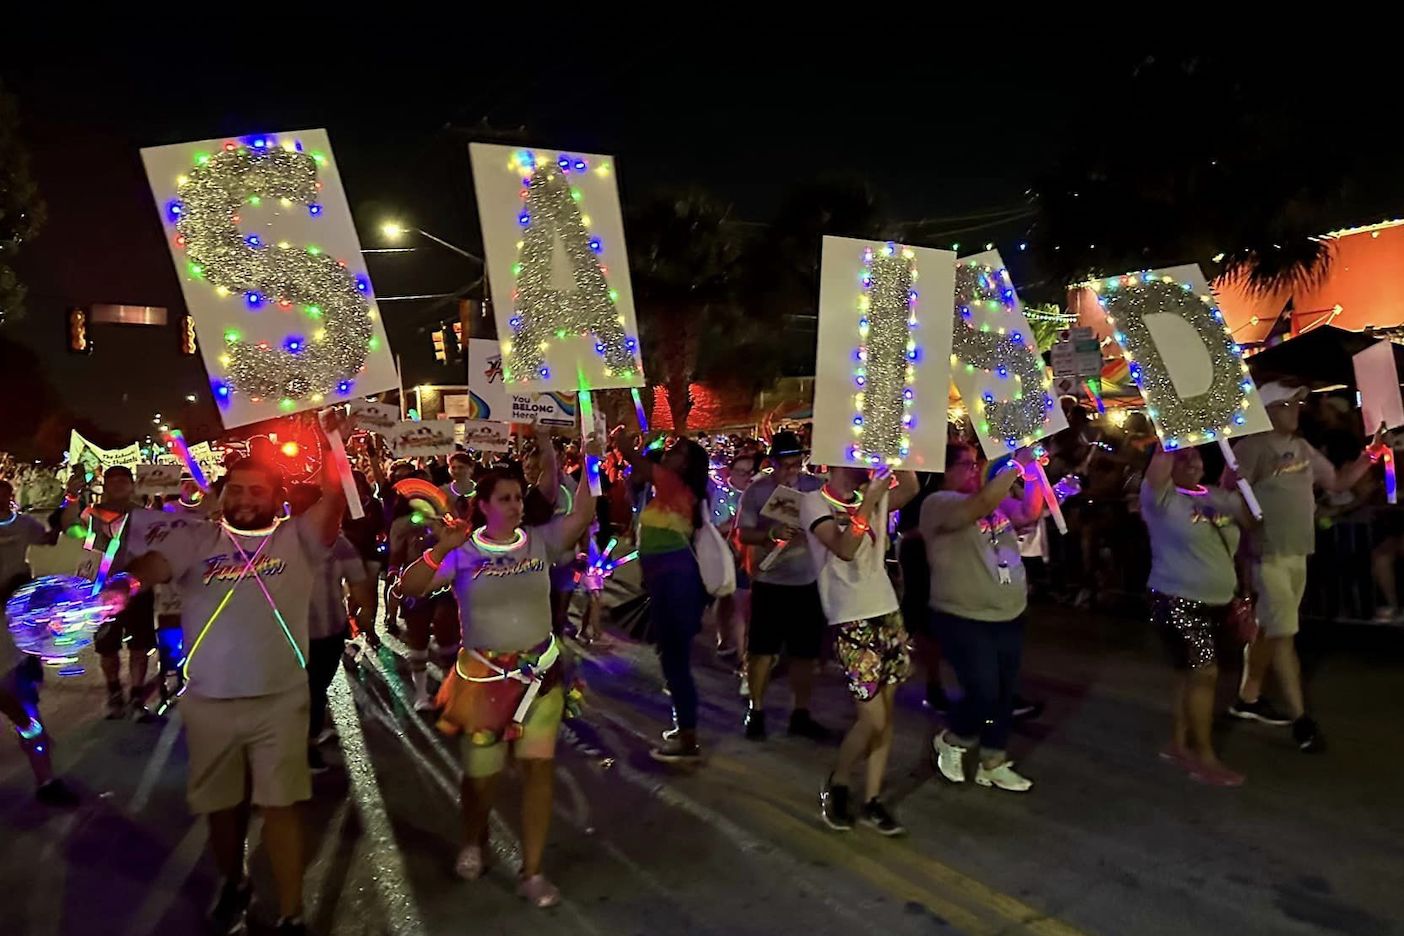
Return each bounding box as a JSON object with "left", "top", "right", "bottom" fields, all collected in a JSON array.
[
  {"left": 1252, "top": 554, "right": 1309, "bottom": 638},
  {"left": 182, "top": 684, "right": 311, "bottom": 814},
  {"left": 460, "top": 686, "right": 564, "bottom": 779}
]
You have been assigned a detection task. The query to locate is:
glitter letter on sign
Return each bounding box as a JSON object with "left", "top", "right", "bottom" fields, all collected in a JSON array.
[
  {"left": 1092, "top": 267, "right": 1269, "bottom": 448},
  {"left": 950, "top": 251, "right": 1067, "bottom": 456},
  {"left": 852, "top": 244, "right": 919, "bottom": 465},
  {"left": 502, "top": 153, "right": 636, "bottom": 385}
]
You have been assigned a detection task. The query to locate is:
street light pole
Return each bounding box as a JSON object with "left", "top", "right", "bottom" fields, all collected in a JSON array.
[{"left": 381, "top": 222, "right": 483, "bottom": 264}]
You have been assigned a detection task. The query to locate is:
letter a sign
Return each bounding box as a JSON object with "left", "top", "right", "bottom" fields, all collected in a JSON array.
[{"left": 469, "top": 143, "right": 645, "bottom": 392}]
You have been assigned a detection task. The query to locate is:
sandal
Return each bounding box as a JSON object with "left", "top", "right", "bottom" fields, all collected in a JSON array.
[{"left": 517, "top": 873, "right": 561, "bottom": 908}]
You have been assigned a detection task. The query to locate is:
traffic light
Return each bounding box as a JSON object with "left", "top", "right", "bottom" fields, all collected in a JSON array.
[
  {"left": 67, "top": 307, "right": 92, "bottom": 354},
  {"left": 179, "top": 313, "right": 198, "bottom": 355},
  {"left": 432, "top": 328, "right": 447, "bottom": 363}
]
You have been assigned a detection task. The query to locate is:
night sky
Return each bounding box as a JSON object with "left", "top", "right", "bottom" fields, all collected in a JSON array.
[{"left": 4, "top": 40, "right": 1391, "bottom": 443}]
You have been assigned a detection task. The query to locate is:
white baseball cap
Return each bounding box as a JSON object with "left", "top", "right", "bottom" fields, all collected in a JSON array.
[{"left": 1258, "top": 381, "right": 1310, "bottom": 407}]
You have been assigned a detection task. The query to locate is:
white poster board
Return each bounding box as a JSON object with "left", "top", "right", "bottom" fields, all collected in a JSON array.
[
  {"left": 1092, "top": 264, "right": 1270, "bottom": 447},
  {"left": 386, "top": 420, "right": 457, "bottom": 458},
  {"left": 812, "top": 237, "right": 955, "bottom": 470},
  {"left": 459, "top": 419, "right": 511, "bottom": 453},
  {"left": 67, "top": 431, "right": 143, "bottom": 473},
  {"left": 135, "top": 464, "right": 183, "bottom": 497},
  {"left": 951, "top": 250, "right": 1068, "bottom": 459},
  {"left": 141, "top": 130, "right": 398, "bottom": 428},
  {"left": 469, "top": 143, "right": 644, "bottom": 392},
  {"left": 441, "top": 395, "right": 471, "bottom": 419},
  {"left": 467, "top": 338, "right": 511, "bottom": 420},
  {"left": 1353, "top": 341, "right": 1404, "bottom": 432},
  {"left": 349, "top": 400, "right": 400, "bottom": 435}
]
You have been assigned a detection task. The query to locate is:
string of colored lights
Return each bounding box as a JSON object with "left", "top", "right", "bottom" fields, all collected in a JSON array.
[
  {"left": 167, "top": 135, "right": 376, "bottom": 409},
  {"left": 952, "top": 258, "right": 1059, "bottom": 451},
  {"left": 500, "top": 150, "right": 640, "bottom": 384},
  {"left": 1092, "top": 272, "right": 1254, "bottom": 451},
  {"left": 850, "top": 243, "right": 919, "bottom": 466}
]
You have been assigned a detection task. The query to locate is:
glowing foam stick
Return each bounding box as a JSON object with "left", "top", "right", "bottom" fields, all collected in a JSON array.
[
  {"left": 90, "top": 515, "right": 128, "bottom": 596},
  {"left": 165, "top": 429, "right": 209, "bottom": 491},
  {"left": 393, "top": 478, "right": 450, "bottom": 516},
  {"left": 325, "top": 425, "right": 365, "bottom": 520},
  {"left": 631, "top": 387, "right": 649, "bottom": 432},
  {"left": 1217, "top": 439, "right": 1264, "bottom": 520},
  {"left": 758, "top": 538, "right": 790, "bottom": 572},
  {"left": 1030, "top": 459, "right": 1067, "bottom": 535},
  {"left": 577, "top": 388, "right": 603, "bottom": 497},
  {"left": 1082, "top": 379, "right": 1106, "bottom": 415},
  {"left": 1385, "top": 450, "right": 1397, "bottom": 505}
]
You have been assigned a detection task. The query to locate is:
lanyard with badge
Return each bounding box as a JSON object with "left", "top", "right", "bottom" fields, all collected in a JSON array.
[{"left": 982, "top": 459, "right": 1021, "bottom": 585}]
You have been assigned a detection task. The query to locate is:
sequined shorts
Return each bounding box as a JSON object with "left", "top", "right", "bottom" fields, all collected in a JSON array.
[
  {"left": 834, "top": 612, "right": 911, "bottom": 702},
  {"left": 1149, "top": 590, "right": 1226, "bottom": 671}
]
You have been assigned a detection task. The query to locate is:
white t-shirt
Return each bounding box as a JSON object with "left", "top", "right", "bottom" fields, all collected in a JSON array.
[
  {"left": 799, "top": 489, "right": 897, "bottom": 624},
  {"left": 135, "top": 513, "right": 330, "bottom": 699}
]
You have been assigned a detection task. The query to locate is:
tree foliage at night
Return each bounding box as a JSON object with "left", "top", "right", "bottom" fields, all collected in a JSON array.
[
  {"left": 0, "top": 81, "right": 45, "bottom": 326},
  {"left": 1028, "top": 53, "right": 1404, "bottom": 298}
]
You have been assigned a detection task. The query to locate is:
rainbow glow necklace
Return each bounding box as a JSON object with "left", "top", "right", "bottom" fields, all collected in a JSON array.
[
  {"left": 471, "top": 526, "right": 528, "bottom": 554},
  {"left": 819, "top": 484, "right": 863, "bottom": 511},
  {"left": 1175, "top": 484, "right": 1209, "bottom": 496}
]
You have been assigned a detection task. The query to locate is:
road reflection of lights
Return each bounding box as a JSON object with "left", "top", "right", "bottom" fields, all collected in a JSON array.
[{"left": 327, "top": 669, "right": 428, "bottom": 936}]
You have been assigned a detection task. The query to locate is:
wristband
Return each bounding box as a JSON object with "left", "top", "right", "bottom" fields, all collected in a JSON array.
[
  {"left": 847, "top": 516, "right": 871, "bottom": 538},
  {"left": 421, "top": 548, "right": 442, "bottom": 571}
]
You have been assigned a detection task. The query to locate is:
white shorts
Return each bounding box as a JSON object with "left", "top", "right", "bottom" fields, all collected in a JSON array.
[
  {"left": 1251, "top": 554, "right": 1309, "bottom": 638},
  {"left": 182, "top": 684, "right": 311, "bottom": 813}
]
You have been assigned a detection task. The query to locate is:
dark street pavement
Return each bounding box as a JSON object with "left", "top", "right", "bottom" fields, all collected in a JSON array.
[{"left": 2, "top": 588, "right": 1402, "bottom": 936}]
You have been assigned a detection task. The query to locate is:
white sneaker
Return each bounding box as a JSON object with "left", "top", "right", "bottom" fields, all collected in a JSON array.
[
  {"left": 412, "top": 687, "right": 434, "bottom": 713},
  {"left": 975, "top": 761, "right": 1033, "bottom": 792},
  {"left": 932, "top": 732, "right": 968, "bottom": 783},
  {"left": 738, "top": 674, "right": 750, "bottom": 698}
]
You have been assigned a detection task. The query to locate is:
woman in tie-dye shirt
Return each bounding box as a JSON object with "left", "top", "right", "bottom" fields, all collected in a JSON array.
[{"left": 615, "top": 428, "right": 712, "bottom": 763}]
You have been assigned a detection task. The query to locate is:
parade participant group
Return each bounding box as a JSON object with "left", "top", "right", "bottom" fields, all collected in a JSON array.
[{"left": 1, "top": 133, "right": 1397, "bottom": 936}]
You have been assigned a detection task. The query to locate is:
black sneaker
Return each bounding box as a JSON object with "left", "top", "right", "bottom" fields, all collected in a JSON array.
[
  {"left": 1293, "top": 716, "right": 1326, "bottom": 753},
  {"left": 1228, "top": 697, "right": 1292, "bottom": 726},
  {"left": 650, "top": 736, "right": 702, "bottom": 763},
  {"left": 859, "top": 798, "right": 906, "bottom": 837},
  {"left": 788, "top": 709, "right": 832, "bottom": 742},
  {"left": 35, "top": 779, "right": 79, "bottom": 808},
  {"left": 1011, "top": 695, "right": 1045, "bottom": 722},
  {"left": 308, "top": 746, "right": 330, "bottom": 774},
  {"left": 819, "top": 775, "right": 853, "bottom": 831},
  {"left": 104, "top": 690, "right": 125, "bottom": 720},
  {"left": 207, "top": 876, "right": 252, "bottom": 935},
  {"left": 743, "top": 707, "right": 767, "bottom": 741},
  {"left": 275, "top": 917, "right": 307, "bottom": 935}
]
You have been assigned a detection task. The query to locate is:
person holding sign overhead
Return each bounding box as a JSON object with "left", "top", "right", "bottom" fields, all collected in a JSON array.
[
  {"left": 1141, "top": 443, "right": 1255, "bottom": 786},
  {"left": 926, "top": 443, "right": 1046, "bottom": 794},
  {"left": 1228, "top": 381, "right": 1386, "bottom": 753},
  {"left": 809, "top": 465, "right": 919, "bottom": 835}
]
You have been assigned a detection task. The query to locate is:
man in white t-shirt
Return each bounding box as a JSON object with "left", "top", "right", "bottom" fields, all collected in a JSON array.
[
  {"left": 802, "top": 465, "right": 918, "bottom": 836},
  {"left": 122, "top": 421, "right": 349, "bottom": 936}
]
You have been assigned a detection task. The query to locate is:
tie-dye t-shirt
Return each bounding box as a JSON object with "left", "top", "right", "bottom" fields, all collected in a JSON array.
[{"left": 639, "top": 466, "right": 697, "bottom": 556}]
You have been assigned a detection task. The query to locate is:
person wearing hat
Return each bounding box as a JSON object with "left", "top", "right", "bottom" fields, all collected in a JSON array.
[
  {"left": 734, "top": 430, "right": 830, "bottom": 741},
  {"left": 1229, "top": 381, "right": 1385, "bottom": 752}
]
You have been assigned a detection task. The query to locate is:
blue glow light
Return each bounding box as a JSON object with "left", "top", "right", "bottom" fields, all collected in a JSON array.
[
  {"left": 903, "top": 389, "right": 914, "bottom": 400},
  {"left": 355, "top": 276, "right": 369, "bottom": 293},
  {"left": 539, "top": 367, "right": 550, "bottom": 378},
  {"left": 337, "top": 380, "right": 353, "bottom": 395},
  {"left": 558, "top": 156, "right": 572, "bottom": 171},
  {"left": 588, "top": 237, "right": 603, "bottom": 253},
  {"left": 853, "top": 416, "right": 863, "bottom": 426},
  {"left": 518, "top": 212, "right": 531, "bottom": 226},
  {"left": 252, "top": 137, "right": 267, "bottom": 149},
  {"left": 509, "top": 316, "right": 522, "bottom": 329},
  {"left": 246, "top": 234, "right": 262, "bottom": 247},
  {"left": 625, "top": 337, "right": 638, "bottom": 351},
  {"left": 997, "top": 366, "right": 1009, "bottom": 378},
  {"left": 855, "top": 376, "right": 866, "bottom": 387},
  {"left": 214, "top": 382, "right": 231, "bottom": 403},
  {"left": 166, "top": 200, "right": 183, "bottom": 221},
  {"left": 245, "top": 291, "right": 263, "bottom": 309},
  {"left": 596, "top": 342, "right": 605, "bottom": 353},
  {"left": 308, "top": 203, "right": 322, "bottom": 216},
  {"left": 284, "top": 336, "right": 304, "bottom": 354}
]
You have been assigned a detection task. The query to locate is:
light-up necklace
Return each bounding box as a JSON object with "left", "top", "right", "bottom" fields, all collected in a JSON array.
[
  {"left": 220, "top": 516, "right": 285, "bottom": 538},
  {"left": 820, "top": 484, "right": 863, "bottom": 511},
  {"left": 0, "top": 507, "right": 17, "bottom": 527},
  {"left": 450, "top": 479, "right": 476, "bottom": 499},
  {"left": 1175, "top": 485, "right": 1209, "bottom": 496},
  {"left": 471, "top": 526, "right": 528, "bottom": 554},
  {"left": 178, "top": 491, "right": 204, "bottom": 510}
]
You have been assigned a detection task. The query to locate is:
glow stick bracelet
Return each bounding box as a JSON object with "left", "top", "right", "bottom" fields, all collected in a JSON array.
[
  {"left": 1031, "top": 459, "right": 1067, "bottom": 535},
  {"left": 165, "top": 429, "right": 209, "bottom": 492},
  {"left": 577, "top": 389, "right": 603, "bottom": 497},
  {"left": 1217, "top": 438, "right": 1263, "bottom": 520},
  {"left": 325, "top": 425, "right": 365, "bottom": 520},
  {"left": 631, "top": 388, "right": 649, "bottom": 432}
]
